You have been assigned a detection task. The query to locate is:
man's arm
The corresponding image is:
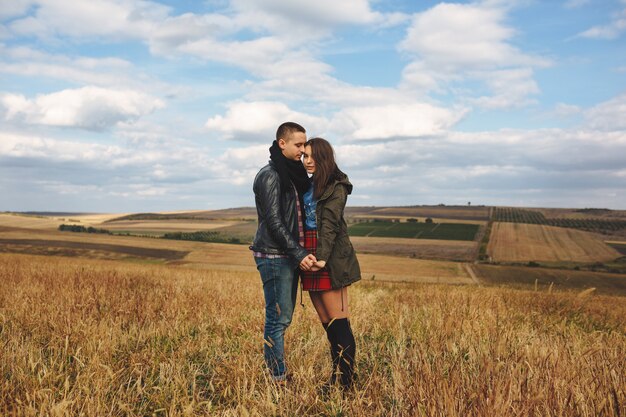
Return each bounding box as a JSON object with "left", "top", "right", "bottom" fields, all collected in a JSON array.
[{"left": 256, "top": 169, "right": 310, "bottom": 263}]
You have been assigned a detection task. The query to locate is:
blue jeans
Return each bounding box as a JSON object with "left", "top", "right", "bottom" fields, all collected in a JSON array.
[{"left": 255, "top": 257, "right": 298, "bottom": 380}]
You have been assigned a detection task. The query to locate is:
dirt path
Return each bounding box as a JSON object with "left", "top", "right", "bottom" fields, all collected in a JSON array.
[{"left": 463, "top": 263, "right": 481, "bottom": 285}]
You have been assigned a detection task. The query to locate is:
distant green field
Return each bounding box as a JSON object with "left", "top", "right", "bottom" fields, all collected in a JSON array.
[
  {"left": 608, "top": 242, "right": 626, "bottom": 256},
  {"left": 348, "top": 221, "right": 479, "bottom": 241}
]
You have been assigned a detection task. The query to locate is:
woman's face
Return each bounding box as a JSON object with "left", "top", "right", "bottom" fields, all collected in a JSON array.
[{"left": 303, "top": 145, "right": 315, "bottom": 174}]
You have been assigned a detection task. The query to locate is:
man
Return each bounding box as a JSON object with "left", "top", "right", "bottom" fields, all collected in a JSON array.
[{"left": 251, "top": 121, "right": 317, "bottom": 382}]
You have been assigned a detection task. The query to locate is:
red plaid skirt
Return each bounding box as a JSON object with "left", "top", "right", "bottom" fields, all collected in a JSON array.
[{"left": 301, "top": 230, "right": 332, "bottom": 291}]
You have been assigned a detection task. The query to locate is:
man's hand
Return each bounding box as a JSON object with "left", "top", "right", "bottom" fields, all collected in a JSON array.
[{"left": 299, "top": 254, "right": 317, "bottom": 271}]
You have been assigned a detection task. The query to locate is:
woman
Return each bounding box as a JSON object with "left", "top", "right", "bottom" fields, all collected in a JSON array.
[{"left": 300, "top": 137, "right": 361, "bottom": 391}]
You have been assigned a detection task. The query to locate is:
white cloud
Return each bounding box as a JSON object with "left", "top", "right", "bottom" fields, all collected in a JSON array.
[
  {"left": 147, "top": 12, "right": 236, "bottom": 56},
  {"left": 0, "top": 131, "right": 214, "bottom": 175},
  {"left": 232, "top": 0, "right": 385, "bottom": 28},
  {"left": 0, "top": 45, "right": 139, "bottom": 88},
  {"left": 0, "top": 131, "right": 125, "bottom": 161},
  {"left": 585, "top": 93, "right": 626, "bottom": 131},
  {"left": 332, "top": 103, "right": 467, "bottom": 140},
  {"left": 577, "top": 4, "right": 626, "bottom": 39},
  {"left": 212, "top": 145, "right": 272, "bottom": 185},
  {"left": 471, "top": 68, "right": 540, "bottom": 108},
  {"left": 176, "top": 36, "right": 289, "bottom": 69},
  {"left": 205, "top": 101, "right": 329, "bottom": 141},
  {"left": 0, "top": 0, "right": 35, "bottom": 19},
  {"left": 553, "top": 103, "right": 583, "bottom": 117},
  {"left": 3, "top": 1, "right": 405, "bottom": 83},
  {"left": 399, "top": 3, "right": 549, "bottom": 108},
  {"left": 564, "top": 0, "right": 591, "bottom": 9},
  {"left": 1, "top": 86, "right": 164, "bottom": 130},
  {"left": 401, "top": 5, "right": 517, "bottom": 68},
  {"left": 9, "top": 0, "right": 169, "bottom": 40}
]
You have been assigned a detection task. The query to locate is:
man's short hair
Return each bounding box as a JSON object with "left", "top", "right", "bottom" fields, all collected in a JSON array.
[{"left": 276, "top": 122, "right": 306, "bottom": 142}]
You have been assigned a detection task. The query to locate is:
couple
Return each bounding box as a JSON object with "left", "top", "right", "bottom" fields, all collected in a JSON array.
[{"left": 251, "top": 122, "right": 361, "bottom": 391}]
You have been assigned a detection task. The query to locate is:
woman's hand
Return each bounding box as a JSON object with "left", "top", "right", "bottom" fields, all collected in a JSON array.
[{"left": 310, "top": 260, "right": 326, "bottom": 271}]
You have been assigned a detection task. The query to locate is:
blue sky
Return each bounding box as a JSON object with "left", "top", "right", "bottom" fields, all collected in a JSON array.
[{"left": 1, "top": 0, "right": 625, "bottom": 212}]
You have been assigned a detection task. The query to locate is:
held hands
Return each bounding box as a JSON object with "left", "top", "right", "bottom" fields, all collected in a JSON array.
[
  {"left": 299, "top": 254, "right": 317, "bottom": 271},
  {"left": 309, "top": 260, "right": 326, "bottom": 272},
  {"left": 299, "top": 255, "right": 327, "bottom": 271}
]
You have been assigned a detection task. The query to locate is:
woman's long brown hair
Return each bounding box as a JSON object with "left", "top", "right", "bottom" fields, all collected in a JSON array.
[{"left": 305, "top": 137, "right": 346, "bottom": 199}]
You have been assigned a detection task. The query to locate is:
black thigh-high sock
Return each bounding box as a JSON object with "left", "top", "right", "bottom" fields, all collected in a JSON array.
[
  {"left": 331, "top": 318, "right": 356, "bottom": 389},
  {"left": 322, "top": 322, "right": 339, "bottom": 383}
]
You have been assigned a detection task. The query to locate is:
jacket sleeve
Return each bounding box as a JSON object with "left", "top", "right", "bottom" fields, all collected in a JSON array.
[
  {"left": 256, "top": 169, "right": 309, "bottom": 262},
  {"left": 316, "top": 185, "right": 347, "bottom": 262}
]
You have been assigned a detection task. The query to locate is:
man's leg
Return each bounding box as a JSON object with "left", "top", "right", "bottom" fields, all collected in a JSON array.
[{"left": 255, "top": 257, "right": 298, "bottom": 380}]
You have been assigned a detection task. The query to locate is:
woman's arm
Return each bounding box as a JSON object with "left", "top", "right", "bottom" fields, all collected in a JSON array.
[{"left": 315, "top": 184, "right": 347, "bottom": 263}]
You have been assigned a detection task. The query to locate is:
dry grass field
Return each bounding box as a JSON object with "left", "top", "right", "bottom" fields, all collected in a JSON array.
[
  {"left": 0, "top": 213, "right": 128, "bottom": 231},
  {"left": 0, "top": 213, "right": 67, "bottom": 231},
  {"left": 1, "top": 253, "right": 624, "bottom": 416},
  {"left": 103, "top": 220, "right": 242, "bottom": 233},
  {"left": 0, "top": 222, "right": 472, "bottom": 284},
  {"left": 474, "top": 264, "right": 626, "bottom": 296},
  {"left": 351, "top": 236, "right": 477, "bottom": 262},
  {"left": 487, "top": 222, "right": 621, "bottom": 263}
]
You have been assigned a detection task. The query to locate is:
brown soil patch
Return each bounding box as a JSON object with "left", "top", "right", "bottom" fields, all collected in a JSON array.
[{"left": 0, "top": 238, "right": 188, "bottom": 261}]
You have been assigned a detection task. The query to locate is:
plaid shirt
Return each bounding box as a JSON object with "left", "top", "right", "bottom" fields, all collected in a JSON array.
[{"left": 253, "top": 185, "right": 304, "bottom": 258}]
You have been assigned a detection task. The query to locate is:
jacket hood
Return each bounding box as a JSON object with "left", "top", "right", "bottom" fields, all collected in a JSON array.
[{"left": 320, "top": 173, "right": 352, "bottom": 200}]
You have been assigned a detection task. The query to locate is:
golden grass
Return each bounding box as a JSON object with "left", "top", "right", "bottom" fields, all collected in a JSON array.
[
  {"left": 0, "top": 213, "right": 128, "bottom": 230},
  {"left": 61, "top": 213, "right": 131, "bottom": 224},
  {"left": 487, "top": 222, "right": 621, "bottom": 263},
  {"left": 1, "top": 253, "right": 624, "bottom": 416},
  {"left": 351, "top": 236, "right": 477, "bottom": 261},
  {"left": 358, "top": 254, "right": 473, "bottom": 284},
  {"left": 0, "top": 214, "right": 65, "bottom": 231},
  {"left": 103, "top": 220, "right": 241, "bottom": 232}
]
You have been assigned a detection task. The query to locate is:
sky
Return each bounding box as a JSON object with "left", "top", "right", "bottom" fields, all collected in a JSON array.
[{"left": 1, "top": 0, "right": 625, "bottom": 213}]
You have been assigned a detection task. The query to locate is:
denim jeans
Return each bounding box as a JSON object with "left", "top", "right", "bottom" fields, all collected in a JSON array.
[{"left": 255, "top": 256, "right": 298, "bottom": 380}]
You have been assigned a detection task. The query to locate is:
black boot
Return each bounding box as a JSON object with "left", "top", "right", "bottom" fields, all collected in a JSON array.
[
  {"left": 329, "top": 318, "right": 356, "bottom": 390},
  {"left": 317, "top": 322, "right": 338, "bottom": 397}
]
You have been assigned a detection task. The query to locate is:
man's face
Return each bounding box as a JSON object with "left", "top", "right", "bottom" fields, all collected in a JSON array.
[{"left": 278, "top": 131, "right": 306, "bottom": 161}]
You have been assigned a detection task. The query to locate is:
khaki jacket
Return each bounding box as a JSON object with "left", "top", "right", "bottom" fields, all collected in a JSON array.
[{"left": 315, "top": 175, "right": 361, "bottom": 288}]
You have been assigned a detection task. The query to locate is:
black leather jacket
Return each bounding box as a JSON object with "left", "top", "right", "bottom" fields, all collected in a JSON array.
[{"left": 250, "top": 161, "right": 309, "bottom": 265}]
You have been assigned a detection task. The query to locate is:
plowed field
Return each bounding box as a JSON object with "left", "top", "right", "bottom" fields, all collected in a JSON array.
[{"left": 487, "top": 222, "right": 621, "bottom": 263}]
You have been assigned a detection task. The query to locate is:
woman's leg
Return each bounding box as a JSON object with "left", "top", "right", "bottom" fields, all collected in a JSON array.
[
  {"left": 315, "top": 288, "right": 349, "bottom": 319},
  {"left": 309, "top": 291, "right": 337, "bottom": 385},
  {"left": 309, "top": 291, "right": 331, "bottom": 323},
  {"left": 314, "top": 288, "right": 355, "bottom": 389}
]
